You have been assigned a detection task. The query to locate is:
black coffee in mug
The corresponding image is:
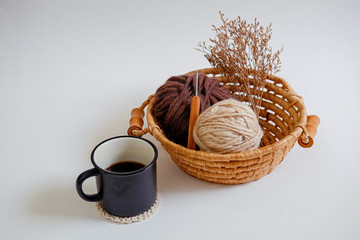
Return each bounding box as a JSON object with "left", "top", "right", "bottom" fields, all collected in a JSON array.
[
  {"left": 106, "top": 161, "right": 146, "bottom": 173},
  {"left": 76, "top": 136, "right": 158, "bottom": 218}
]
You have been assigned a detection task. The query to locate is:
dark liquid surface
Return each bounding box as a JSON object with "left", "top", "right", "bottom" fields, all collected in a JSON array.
[{"left": 106, "top": 161, "right": 146, "bottom": 173}]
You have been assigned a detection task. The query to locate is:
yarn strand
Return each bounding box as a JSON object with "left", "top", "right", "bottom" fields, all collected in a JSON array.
[
  {"left": 193, "top": 99, "right": 263, "bottom": 153},
  {"left": 153, "top": 73, "right": 234, "bottom": 147}
]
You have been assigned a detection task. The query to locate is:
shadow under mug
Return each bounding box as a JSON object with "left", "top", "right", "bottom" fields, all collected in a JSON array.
[{"left": 76, "top": 136, "right": 158, "bottom": 217}]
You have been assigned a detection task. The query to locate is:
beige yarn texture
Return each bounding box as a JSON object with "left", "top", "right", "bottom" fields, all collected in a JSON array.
[
  {"left": 193, "top": 99, "right": 263, "bottom": 154},
  {"left": 96, "top": 192, "right": 160, "bottom": 224}
]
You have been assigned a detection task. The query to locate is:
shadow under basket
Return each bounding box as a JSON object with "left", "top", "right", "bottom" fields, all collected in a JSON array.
[{"left": 128, "top": 68, "right": 320, "bottom": 184}]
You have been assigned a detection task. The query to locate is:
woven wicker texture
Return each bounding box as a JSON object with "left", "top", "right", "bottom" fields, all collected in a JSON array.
[{"left": 132, "top": 68, "right": 308, "bottom": 184}]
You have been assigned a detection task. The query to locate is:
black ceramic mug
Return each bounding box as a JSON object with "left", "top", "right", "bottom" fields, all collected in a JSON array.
[{"left": 76, "top": 136, "right": 158, "bottom": 217}]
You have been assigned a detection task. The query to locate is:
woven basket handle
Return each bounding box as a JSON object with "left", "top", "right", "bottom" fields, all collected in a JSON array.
[
  {"left": 298, "top": 115, "right": 320, "bottom": 148},
  {"left": 127, "top": 95, "right": 154, "bottom": 137}
]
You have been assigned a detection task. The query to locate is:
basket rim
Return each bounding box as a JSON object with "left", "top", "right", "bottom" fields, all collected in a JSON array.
[{"left": 146, "top": 68, "right": 307, "bottom": 162}]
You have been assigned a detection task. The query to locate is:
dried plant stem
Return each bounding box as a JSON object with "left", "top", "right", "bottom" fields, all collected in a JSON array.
[{"left": 197, "top": 12, "right": 283, "bottom": 117}]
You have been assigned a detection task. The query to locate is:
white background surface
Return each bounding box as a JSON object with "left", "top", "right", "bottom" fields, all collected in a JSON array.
[{"left": 1, "top": 0, "right": 359, "bottom": 239}]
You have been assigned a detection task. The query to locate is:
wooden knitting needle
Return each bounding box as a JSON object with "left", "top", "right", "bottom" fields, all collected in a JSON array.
[{"left": 187, "top": 71, "right": 201, "bottom": 150}]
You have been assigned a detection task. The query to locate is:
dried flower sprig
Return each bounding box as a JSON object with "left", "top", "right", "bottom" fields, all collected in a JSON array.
[{"left": 197, "top": 11, "right": 283, "bottom": 117}]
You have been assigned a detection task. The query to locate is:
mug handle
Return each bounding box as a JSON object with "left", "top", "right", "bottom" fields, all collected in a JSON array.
[{"left": 76, "top": 168, "right": 102, "bottom": 202}]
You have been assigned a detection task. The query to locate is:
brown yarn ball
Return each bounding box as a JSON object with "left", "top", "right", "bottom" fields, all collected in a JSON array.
[{"left": 153, "top": 73, "right": 234, "bottom": 147}]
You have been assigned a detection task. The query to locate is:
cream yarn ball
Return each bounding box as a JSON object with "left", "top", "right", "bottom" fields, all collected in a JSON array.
[{"left": 193, "top": 99, "right": 263, "bottom": 154}]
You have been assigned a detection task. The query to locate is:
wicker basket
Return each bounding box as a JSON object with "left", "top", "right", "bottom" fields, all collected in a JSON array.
[{"left": 128, "top": 68, "right": 319, "bottom": 184}]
